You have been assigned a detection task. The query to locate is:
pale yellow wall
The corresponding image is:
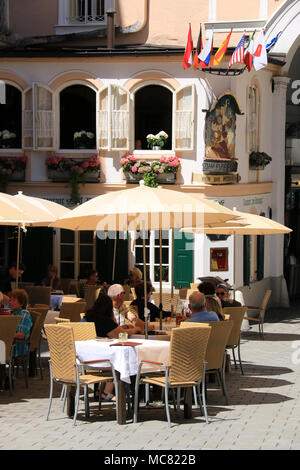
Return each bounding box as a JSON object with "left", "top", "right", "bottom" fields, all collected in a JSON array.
[{"left": 9, "top": 0, "right": 286, "bottom": 44}]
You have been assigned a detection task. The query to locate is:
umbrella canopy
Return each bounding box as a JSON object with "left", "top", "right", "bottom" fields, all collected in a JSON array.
[
  {"left": 180, "top": 210, "right": 292, "bottom": 235},
  {"left": 51, "top": 183, "right": 240, "bottom": 231}
]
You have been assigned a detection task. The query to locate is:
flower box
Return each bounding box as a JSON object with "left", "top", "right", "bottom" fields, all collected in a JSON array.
[
  {"left": 8, "top": 169, "right": 25, "bottom": 181},
  {"left": 123, "top": 171, "right": 144, "bottom": 183},
  {"left": 47, "top": 168, "right": 100, "bottom": 182},
  {"left": 156, "top": 172, "right": 177, "bottom": 184}
]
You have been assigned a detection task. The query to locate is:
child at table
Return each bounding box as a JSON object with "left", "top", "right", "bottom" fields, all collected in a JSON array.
[{"left": 10, "top": 289, "right": 32, "bottom": 357}]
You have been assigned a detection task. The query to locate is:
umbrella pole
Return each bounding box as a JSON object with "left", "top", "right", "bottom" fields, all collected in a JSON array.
[
  {"left": 16, "top": 224, "right": 21, "bottom": 289},
  {"left": 233, "top": 233, "right": 236, "bottom": 300},
  {"left": 159, "top": 229, "right": 163, "bottom": 330},
  {"left": 142, "top": 223, "right": 148, "bottom": 339},
  {"left": 171, "top": 228, "right": 174, "bottom": 317},
  {"left": 112, "top": 234, "right": 117, "bottom": 282}
]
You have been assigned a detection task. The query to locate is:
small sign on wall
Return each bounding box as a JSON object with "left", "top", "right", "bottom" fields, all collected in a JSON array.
[{"left": 210, "top": 247, "right": 228, "bottom": 272}]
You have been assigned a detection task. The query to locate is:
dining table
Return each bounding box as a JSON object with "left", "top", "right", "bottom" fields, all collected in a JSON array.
[{"left": 74, "top": 337, "right": 194, "bottom": 424}]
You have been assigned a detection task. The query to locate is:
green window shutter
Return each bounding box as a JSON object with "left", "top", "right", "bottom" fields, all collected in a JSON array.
[
  {"left": 243, "top": 235, "right": 251, "bottom": 286},
  {"left": 257, "top": 235, "right": 265, "bottom": 281},
  {"left": 173, "top": 229, "right": 194, "bottom": 288}
]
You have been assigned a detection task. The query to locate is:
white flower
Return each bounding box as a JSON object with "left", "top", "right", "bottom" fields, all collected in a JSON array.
[
  {"left": 146, "top": 134, "right": 155, "bottom": 139},
  {"left": 10, "top": 132, "right": 16, "bottom": 138},
  {"left": 86, "top": 132, "right": 94, "bottom": 139},
  {"left": 158, "top": 131, "right": 168, "bottom": 139},
  {"left": 73, "top": 132, "right": 80, "bottom": 139}
]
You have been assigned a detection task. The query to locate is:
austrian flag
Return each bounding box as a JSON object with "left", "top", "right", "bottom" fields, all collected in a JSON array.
[{"left": 183, "top": 24, "right": 193, "bottom": 69}]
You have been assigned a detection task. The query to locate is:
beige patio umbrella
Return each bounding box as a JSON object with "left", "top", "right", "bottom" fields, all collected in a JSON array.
[
  {"left": 181, "top": 209, "right": 292, "bottom": 297},
  {"left": 51, "top": 182, "right": 240, "bottom": 336},
  {"left": 0, "top": 192, "right": 70, "bottom": 288}
]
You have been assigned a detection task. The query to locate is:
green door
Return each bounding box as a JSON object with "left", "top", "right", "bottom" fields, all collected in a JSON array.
[{"left": 173, "top": 229, "right": 194, "bottom": 288}]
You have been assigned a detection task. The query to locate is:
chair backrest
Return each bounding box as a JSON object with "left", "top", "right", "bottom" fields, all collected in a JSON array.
[
  {"left": 0, "top": 316, "right": 21, "bottom": 361},
  {"left": 185, "top": 288, "right": 198, "bottom": 300},
  {"left": 59, "top": 301, "right": 87, "bottom": 322},
  {"left": 44, "top": 324, "right": 77, "bottom": 382},
  {"left": 131, "top": 287, "right": 137, "bottom": 299},
  {"left": 84, "top": 285, "right": 101, "bottom": 311},
  {"left": 33, "top": 304, "right": 49, "bottom": 309},
  {"left": 28, "top": 310, "right": 43, "bottom": 351},
  {"left": 190, "top": 283, "right": 199, "bottom": 290},
  {"left": 260, "top": 290, "right": 272, "bottom": 318},
  {"left": 182, "top": 320, "right": 233, "bottom": 370},
  {"left": 152, "top": 292, "right": 179, "bottom": 312},
  {"left": 222, "top": 307, "right": 247, "bottom": 347},
  {"left": 61, "top": 296, "right": 84, "bottom": 303},
  {"left": 124, "top": 285, "right": 132, "bottom": 301},
  {"left": 55, "top": 316, "right": 71, "bottom": 324},
  {"left": 58, "top": 322, "right": 97, "bottom": 341},
  {"left": 24, "top": 286, "right": 51, "bottom": 308},
  {"left": 60, "top": 278, "right": 73, "bottom": 295},
  {"left": 169, "top": 326, "right": 211, "bottom": 383}
]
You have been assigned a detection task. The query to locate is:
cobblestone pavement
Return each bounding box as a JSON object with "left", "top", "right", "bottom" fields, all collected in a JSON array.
[{"left": 1, "top": 305, "right": 300, "bottom": 450}]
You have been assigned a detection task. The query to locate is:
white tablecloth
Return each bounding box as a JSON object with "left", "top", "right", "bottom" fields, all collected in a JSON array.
[{"left": 75, "top": 339, "right": 170, "bottom": 384}]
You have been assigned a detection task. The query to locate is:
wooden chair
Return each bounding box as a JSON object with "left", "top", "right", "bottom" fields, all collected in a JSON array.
[
  {"left": 84, "top": 285, "right": 101, "bottom": 311},
  {"left": 244, "top": 290, "right": 272, "bottom": 339},
  {"left": 44, "top": 324, "right": 115, "bottom": 425},
  {"left": 133, "top": 326, "right": 211, "bottom": 427},
  {"left": 152, "top": 292, "right": 179, "bottom": 314},
  {"left": 24, "top": 286, "right": 51, "bottom": 308},
  {"left": 223, "top": 307, "right": 247, "bottom": 375},
  {"left": 182, "top": 321, "right": 233, "bottom": 404},
  {"left": 59, "top": 301, "right": 87, "bottom": 322},
  {"left": 0, "top": 316, "right": 21, "bottom": 395}
]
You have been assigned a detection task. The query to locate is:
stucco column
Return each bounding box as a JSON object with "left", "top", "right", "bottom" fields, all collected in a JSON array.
[{"left": 271, "top": 76, "right": 290, "bottom": 306}]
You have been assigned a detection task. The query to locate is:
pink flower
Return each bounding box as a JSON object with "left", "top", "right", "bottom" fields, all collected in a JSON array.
[
  {"left": 83, "top": 162, "right": 89, "bottom": 168},
  {"left": 128, "top": 155, "right": 136, "bottom": 162},
  {"left": 131, "top": 165, "right": 138, "bottom": 173}
]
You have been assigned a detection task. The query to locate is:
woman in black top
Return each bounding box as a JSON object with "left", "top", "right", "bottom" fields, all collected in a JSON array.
[{"left": 84, "top": 293, "right": 143, "bottom": 338}]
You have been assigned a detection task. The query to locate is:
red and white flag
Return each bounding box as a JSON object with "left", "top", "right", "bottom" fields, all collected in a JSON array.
[
  {"left": 244, "top": 31, "right": 255, "bottom": 72},
  {"left": 183, "top": 24, "right": 193, "bottom": 70},
  {"left": 228, "top": 33, "right": 245, "bottom": 69},
  {"left": 253, "top": 30, "right": 268, "bottom": 71}
]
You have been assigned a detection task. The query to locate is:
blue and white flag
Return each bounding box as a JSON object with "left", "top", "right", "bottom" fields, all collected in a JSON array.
[{"left": 266, "top": 32, "right": 281, "bottom": 52}]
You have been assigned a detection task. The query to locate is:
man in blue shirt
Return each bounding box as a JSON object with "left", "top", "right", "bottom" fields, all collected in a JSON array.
[{"left": 184, "top": 291, "right": 219, "bottom": 323}]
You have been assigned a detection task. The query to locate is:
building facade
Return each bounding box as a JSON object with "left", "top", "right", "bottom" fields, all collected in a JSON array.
[{"left": 0, "top": 0, "right": 298, "bottom": 306}]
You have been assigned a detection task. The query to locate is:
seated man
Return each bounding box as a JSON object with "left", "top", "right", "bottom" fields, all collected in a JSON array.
[
  {"left": 184, "top": 291, "right": 219, "bottom": 323},
  {"left": 130, "top": 281, "right": 161, "bottom": 322},
  {"left": 216, "top": 284, "right": 241, "bottom": 308},
  {"left": 0, "top": 262, "right": 25, "bottom": 298}
]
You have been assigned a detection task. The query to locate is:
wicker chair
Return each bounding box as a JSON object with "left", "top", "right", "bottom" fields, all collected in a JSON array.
[
  {"left": 58, "top": 322, "right": 96, "bottom": 341},
  {"left": 0, "top": 316, "right": 21, "bottom": 395},
  {"left": 133, "top": 326, "right": 211, "bottom": 427},
  {"left": 44, "top": 324, "right": 115, "bottom": 426},
  {"left": 59, "top": 301, "right": 87, "bottom": 322},
  {"left": 24, "top": 286, "right": 51, "bottom": 308},
  {"left": 182, "top": 321, "right": 233, "bottom": 404},
  {"left": 33, "top": 304, "right": 49, "bottom": 309},
  {"left": 190, "top": 283, "right": 199, "bottom": 290},
  {"left": 84, "top": 285, "right": 101, "bottom": 311},
  {"left": 131, "top": 287, "right": 137, "bottom": 299},
  {"left": 244, "top": 290, "right": 272, "bottom": 339},
  {"left": 55, "top": 317, "right": 71, "bottom": 324},
  {"left": 223, "top": 307, "right": 247, "bottom": 375},
  {"left": 28, "top": 308, "right": 49, "bottom": 380},
  {"left": 152, "top": 292, "right": 179, "bottom": 314}
]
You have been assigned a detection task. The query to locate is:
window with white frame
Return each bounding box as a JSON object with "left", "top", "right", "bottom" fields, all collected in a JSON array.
[
  {"left": 58, "top": 0, "right": 114, "bottom": 27},
  {"left": 60, "top": 84, "right": 96, "bottom": 150},
  {"left": 133, "top": 230, "right": 171, "bottom": 287},
  {"left": 0, "top": 83, "right": 22, "bottom": 149},
  {"left": 247, "top": 85, "right": 259, "bottom": 153},
  {"left": 59, "top": 229, "right": 96, "bottom": 279}
]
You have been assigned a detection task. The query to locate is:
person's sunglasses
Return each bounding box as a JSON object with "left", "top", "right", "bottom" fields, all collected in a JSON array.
[{"left": 216, "top": 292, "right": 225, "bottom": 296}]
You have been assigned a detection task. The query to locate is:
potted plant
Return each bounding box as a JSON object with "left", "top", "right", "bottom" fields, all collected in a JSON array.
[
  {"left": 249, "top": 151, "right": 272, "bottom": 170},
  {"left": 121, "top": 154, "right": 179, "bottom": 186},
  {"left": 151, "top": 156, "right": 180, "bottom": 183},
  {"left": 0, "top": 155, "right": 28, "bottom": 192},
  {"left": 46, "top": 155, "right": 100, "bottom": 205},
  {"left": 73, "top": 130, "right": 95, "bottom": 149},
  {"left": 146, "top": 131, "right": 168, "bottom": 150},
  {"left": 0, "top": 130, "right": 17, "bottom": 148}
]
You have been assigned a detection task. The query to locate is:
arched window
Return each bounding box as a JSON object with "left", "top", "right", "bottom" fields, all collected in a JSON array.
[
  {"left": 60, "top": 84, "right": 96, "bottom": 150},
  {"left": 134, "top": 85, "right": 173, "bottom": 150},
  {"left": 0, "top": 83, "right": 22, "bottom": 149}
]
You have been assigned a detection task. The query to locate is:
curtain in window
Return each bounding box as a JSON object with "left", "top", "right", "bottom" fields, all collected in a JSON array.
[{"left": 34, "top": 84, "right": 54, "bottom": 149}]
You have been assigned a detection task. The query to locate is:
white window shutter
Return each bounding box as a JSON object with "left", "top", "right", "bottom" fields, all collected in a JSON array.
[
  {"left": 22, "top": 87, "right": 33, "bottom": 149},
  {"left": 173, "top": 84, "right": 195, "bottom": 151},
  {"left": 247, "top": 86, "right": 258, "bottom": 153},
  {"left": 97, "top": 86, "right": 109, "bottom": 150},
  {"left": 33, "top": 83, "right": 55, "bottom": 150},
  {"left": 110, "top": 84, "right": 130, "bottom": 151}
]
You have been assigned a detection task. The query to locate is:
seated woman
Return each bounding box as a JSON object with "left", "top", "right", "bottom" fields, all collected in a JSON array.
[
  {"left": 130, "top": 281, "right": 163, "bottom": 322},
  {"left": 216, "top": 284, "right": 242, "bottom": 308},
  {"left": 10, "top": 289, "right": 32, "bottom": 357},
  {"left": 0, "top": 291, "right": 10, "bottom": 315},
  {"left": 83, "top": 294, "right": 143, "bottom": 402},
  {"left": 42, "top": 265, "right": 61, "bottom": 291},
  {"left": 205, "top": 295, "right": 224, "bottom": 321}
]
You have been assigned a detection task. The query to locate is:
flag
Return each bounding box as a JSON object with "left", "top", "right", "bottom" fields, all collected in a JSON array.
[
  {"left": 266, "top": 32, "right": 281, "bottom": 52},
  {"left": 193, "top": 25, "right": 203, "bottom": 70},
  {"left": 228, "top": 33, "right": 245, "bottom": 69},
  {"left": 211, "top": 29, "right": 232, "bottom": 67},
  {"left": 253, "top": 30, "right": 268, "bottom": 71},
  {"left": 199, "top": 29, "right": 213, "bottom": 68},
  {"left": 244, "top": 31, "right": 255, "bottom": 72},
  {"left": 183, "top": 24, "right": 193, "bottom": 70}
]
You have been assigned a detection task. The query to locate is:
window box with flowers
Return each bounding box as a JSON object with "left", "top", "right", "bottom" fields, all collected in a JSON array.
[
  {"left": 0, "top": 130, "right": 17, "bottom": 149},
  {"left": 249, "top": 151, "right": 272, "bottom": 170},
  {"left": 121, "top": 155, "right": 180, "bottom": 187},
  {"left": 0, "top": 156, "right": 28, "bottom": 192},
  {"left": 46, "top": 155, "right": 100, "bottom": 205}
]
